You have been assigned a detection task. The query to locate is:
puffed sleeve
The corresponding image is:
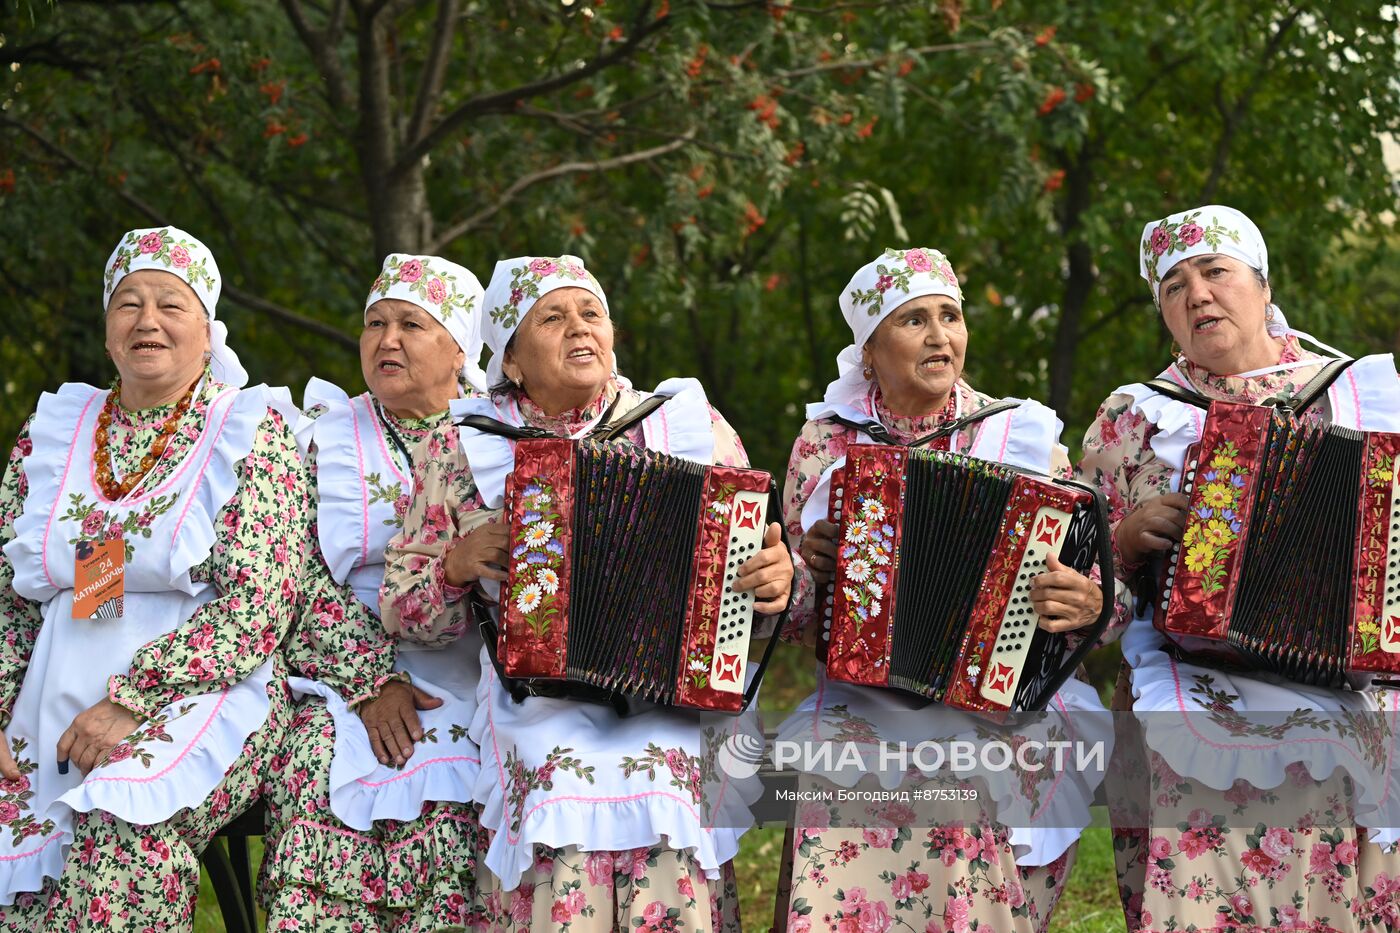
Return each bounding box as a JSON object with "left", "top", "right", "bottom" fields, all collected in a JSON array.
[
  {"left": 1075, "top": 392, "right": 1175, "bottom": 644},
  {"left": 706, "top": 405, "right": 749, "bottom": 469},
  {"left": 107, "top": 409, "right": 311, "bottom": 720},
  {"left": 381, "top": 424, "right": 493, "bottom": 648},
  {"left": 284, "top": 436, "right": 405, "bottom": 707},
  {"left": 0, "top": 417, "right": 43, "bottom": 730},
  {"left": 704, "top": 403, "right": 795, "bottom": 641},
  {"left": 779, "top": 419, "right": 842, "bottom": 646}
]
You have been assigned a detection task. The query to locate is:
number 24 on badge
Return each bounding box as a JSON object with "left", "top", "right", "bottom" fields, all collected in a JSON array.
[{"left": 73, "top": 539, "right": 124, "bottom": 620}]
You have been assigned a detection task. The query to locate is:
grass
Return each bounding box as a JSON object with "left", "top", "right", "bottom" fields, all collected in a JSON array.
[
  {"left": 192, "top": 642, "right": 1125, "bottom": 931},
  {"left": 194, "top": 837, "right": 265, "bottom": 932}
]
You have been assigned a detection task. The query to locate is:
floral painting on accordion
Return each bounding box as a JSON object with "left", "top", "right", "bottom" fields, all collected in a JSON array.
[
  {"left": 509, "top": 478, "right": 565, "bottom": 637},
  {"left": 1180, "top": 440, "right": 1249, "bottom": 596}
]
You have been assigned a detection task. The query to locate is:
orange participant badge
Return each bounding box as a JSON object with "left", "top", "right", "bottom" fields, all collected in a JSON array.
[{"left": 73, "top": 539, "right": 124, "bottom": 620}]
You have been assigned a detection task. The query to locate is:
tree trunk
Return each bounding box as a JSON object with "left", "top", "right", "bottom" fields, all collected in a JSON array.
[
  {"left": 366, "top": 165, "right": 430, "bottom": 258},
  {"left": 354, "top": 13, "right": 430, "bottom": 259}
]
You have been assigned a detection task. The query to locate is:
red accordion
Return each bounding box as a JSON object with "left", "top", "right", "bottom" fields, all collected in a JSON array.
[
  {"left": 819, "top": 444, "right": 1112, "bottom": 714},
  {"left": 1155, "top": 400, "right": 1400, "bottom": 687},
  {"left": 489, "top": 437, "right": 777, "bottom": 713}
]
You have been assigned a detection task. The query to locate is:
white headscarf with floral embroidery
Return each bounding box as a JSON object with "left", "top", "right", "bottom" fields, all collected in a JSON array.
[
  {"left": 1139, "top": 204, "right": 1288, "bottom": 336},
  {"left": 481, "top": 255, "right": 610, "bottom": 387},
  {"left": 365, "top": 253, "right": 487, "bottom": 393},
  {"left": 823, "top": 246, "right": 964, "bottom": 406},
  {"left": 102, "top": 225, "right": 248, "bottom": 387}
]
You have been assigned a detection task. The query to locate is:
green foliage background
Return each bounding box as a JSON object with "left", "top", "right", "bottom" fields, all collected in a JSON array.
[
  {"left": 3, "top": 1, "right": 1396, "bottom": 477},
  {"left": 3, "top": 3, "right": 1398, "bottom": 929}
]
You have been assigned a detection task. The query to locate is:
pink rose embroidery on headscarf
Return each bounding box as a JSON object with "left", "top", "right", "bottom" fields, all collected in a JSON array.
[
  {"left": 170, "top": 245, "right": 191, "bottom": 268},
  {"left": 1149, "top": 226, "right": 1171, "bottom": 256},
  {"left": 903, "top": 248, "right": 933, "bottom": 273},
  {"left": 138, "top": 232, "right": 164, "bottom": 254},
  {"left": 1178, "top": 223, "right": 1204, "bottom": 247},
  {"left": 528, "top": 258, "right": 558, "bottom": 276},
  {"left": 398, "top": 259, "right": 424, "bottom": 283},
  {"left": 426, "top": 278, "right": 447, "bottom": 304}
]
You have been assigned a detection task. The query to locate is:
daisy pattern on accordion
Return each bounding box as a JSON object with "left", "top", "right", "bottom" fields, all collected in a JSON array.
[
  {"left": 838, "top": 495, "right": 893, "bottom": 633},
  {"left": 507, "top": 477, "right": 565, "bottom": 640}
]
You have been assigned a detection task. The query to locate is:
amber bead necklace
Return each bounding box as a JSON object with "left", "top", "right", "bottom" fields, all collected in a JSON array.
[{"left": 94, "top": 369, "right": 204, "bottom": 501}]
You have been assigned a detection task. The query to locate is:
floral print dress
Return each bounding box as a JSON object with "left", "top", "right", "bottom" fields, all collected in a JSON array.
[
  {"left": 0, "top": 377, "right": 307, "bottom": 933},
  {"left": 1077, "top": 335, "right": 1400, "bottom": 933},
  {"left": 261, "top": 380, "right": 483, "bottom": 933},
  {"left": 381, "top": 379, "right": 752, "bottom": 932},
  {"left": 777, "top": 381, "right": 1101, "bottom": 933}
]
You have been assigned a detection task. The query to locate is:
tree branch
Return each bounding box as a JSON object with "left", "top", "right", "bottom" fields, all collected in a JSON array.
[
  {"left": 428, "top": 133, "right": 693, "bottom": 252},
  {"left": 220, "top": 284, "right": 357, "bottom": 348},
  {"left": 0, "top": 33, "right": 101, "bottom": 74},
  {"left": 777, "top": 41, "right": 994, "bottom": 79},
  {"left": 1199, "top": 6, "right": 1302, "bottom": 201},
  {"left": 405, "top": 0, "right": 459, "bottom": 146},
  {"left": 1080, "top": 294, "right": 1154, "bottom": 339},
  {"left": 391, "top": 0, "right": 672, "bottom": 178},
  {"left": 280, "top": 0, "right": 354, "bottom": 112},
  {"left": 0, "top": 115, "right": 357, "bottom": 350}
]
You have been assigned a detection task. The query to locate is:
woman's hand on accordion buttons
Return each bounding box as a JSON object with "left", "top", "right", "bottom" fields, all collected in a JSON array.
[
  {"left": 444, "top": 521, "right": 510, "bottom": 587},
  {"left": 1115, "top": 492, "right": 1190, "bottom": 567},
  {"left": 1030, "top": 553, "right": 1103, "bottom": 633},
  {"left": 798, "top": 520, "right": 840, "bottom": 589},
  {"left": 358, "top": 680, "right": 445, "bottom": 768},
  {"left": 735, "top": 522, "right": 794, "bottom": 615}
]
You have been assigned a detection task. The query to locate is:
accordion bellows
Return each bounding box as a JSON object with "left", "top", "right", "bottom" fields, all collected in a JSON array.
[
  {"left": 1156, "top": 400, "right": 1400, "bottom": 687},
  {"left": 822, "top": 445, "right": 1111, "bottom": 713},
  {"left": 495, "top": 437, "right": 773, "bottom": 713}
]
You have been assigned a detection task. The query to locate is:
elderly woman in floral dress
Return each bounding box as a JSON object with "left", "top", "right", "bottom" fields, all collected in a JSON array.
[
  {"left": 1078, "top": 204, "right": 1400, "bottom": 932},
  {"left": 0, "top": 226, "right": 306, "bottom": 931},
  {"left": 777, "top": 247, "right": 1112, "bottom": 933},
  {"left": 381, "top": 254, "right": 792, "bottom": 931},
  {"left": 260, "top": 254, "right": 490, "bottom": 931}
]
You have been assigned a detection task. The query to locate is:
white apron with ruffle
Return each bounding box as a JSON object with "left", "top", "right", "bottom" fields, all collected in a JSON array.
[
  {"left": 287, "top": 378, "right": 482, "bottom": 831},
  {"left": 779, "top": 390, "right": 1113, "bottom": 867},
  {"left": 449, "top": 379, "right": 764, "bottom": 891},
  {"left": 0, "top": 381, "right": 278, "bottom": 903},
  {"left": 1117, "top": 350, "right": 1400, "bottom": 837}
]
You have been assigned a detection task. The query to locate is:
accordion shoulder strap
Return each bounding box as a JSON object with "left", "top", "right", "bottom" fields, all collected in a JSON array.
[
  {"left": 456, "top": 386, "right": 658, "bottom": 442},
  {"left": 911, "top": 398, "right": 1020, "bottom": 447},
  {"left": 1288, "top": 357, "right": 1354, "bottom": 414},
  {"left": 590, "top": 391, "right": 675, "bottom": 442},
  {"left": 1142, "top": 357, "right": 1353, "bottom": 415},
  {"left": 824, "top": 398, "right": 1020, "bottom": 448},
  {"left": 454, "top": 414, "right": 555, "bottom": 440},
  {"left": 1141, "top": 378, "right": 1211, "bottom": 410}
]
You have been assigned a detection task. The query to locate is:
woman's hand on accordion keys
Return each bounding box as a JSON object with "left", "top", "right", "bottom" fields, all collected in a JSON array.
[
  {"left": 443, "top": 521, "right": 510, "bottom": 587},
  {"left": 734, "top": 522, "right": 794, "bottom": 615},
  {"left": 1029, "top": 553, "right": 1103, "bottom": 633},
  {"left": 1115, "top": 492, "right": 1190, "bottom": 567},
  {"left": 798, "top": 520, "right": 840, "bottom": 590}
]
